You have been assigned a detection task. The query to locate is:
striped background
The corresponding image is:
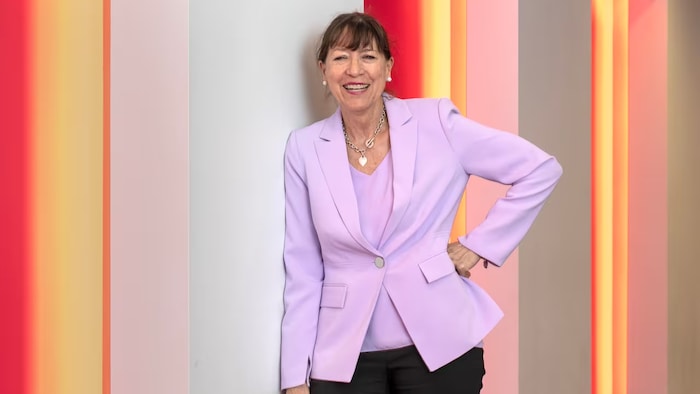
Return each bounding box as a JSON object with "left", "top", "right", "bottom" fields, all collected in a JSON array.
[
  {"left": 0, "top": 1, "right": 109, "bottom": 393},
  {"left": 1, "top": 0, "right": 698, "bottom": 393}
]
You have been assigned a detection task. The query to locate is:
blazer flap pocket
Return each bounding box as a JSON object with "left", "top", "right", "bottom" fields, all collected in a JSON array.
[
  {"left": 320, "top": 284, "right": 348, "bottom": 308},
  {"left": 419, "top": 252, "right": 455, "bottom": 283}
]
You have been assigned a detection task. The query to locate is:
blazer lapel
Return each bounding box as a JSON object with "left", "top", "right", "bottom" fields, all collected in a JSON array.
[
  {"left": 380, "top": 98, "right": 417, "bottom": 247},
  {"left": 314, "top": 109, "right": 379, "bottom": 254}
]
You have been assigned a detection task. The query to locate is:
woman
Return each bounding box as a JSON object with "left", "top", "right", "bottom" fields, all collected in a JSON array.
[{"left": 281, "top": 12, "right": 562, "bottom": 394}]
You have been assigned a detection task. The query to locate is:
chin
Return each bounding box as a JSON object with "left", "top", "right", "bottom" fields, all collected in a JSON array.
[{"left": 341, "top": 97, "right": 381, "bottom": 112}]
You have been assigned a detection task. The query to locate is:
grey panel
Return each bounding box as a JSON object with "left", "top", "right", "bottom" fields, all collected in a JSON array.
[
  {"left": 518, "top": 1, "right": 592, "bottom": 393},
  {"left": 669, "top": 0, "right": 700, "bottom": 393}
]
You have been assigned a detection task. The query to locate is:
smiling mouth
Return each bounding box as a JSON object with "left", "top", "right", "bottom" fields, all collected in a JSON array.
[{"left": 343, "top": 83, "right": 370, "bottom": 92}]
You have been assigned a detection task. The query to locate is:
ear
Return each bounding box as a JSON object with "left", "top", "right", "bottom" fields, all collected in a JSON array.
[
  {"left": 386, "top": 57, "right": 394, "bottom": 76},
  {"left": 318, "top": 60, "right": 326, "bottom": 76}
]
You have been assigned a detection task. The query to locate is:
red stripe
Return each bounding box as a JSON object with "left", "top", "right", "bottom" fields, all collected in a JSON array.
[
  {"left": 365, "top": 0, "right": 423, "bottom": 98},
  {"left": 0, "top": 1, "right": 30, "bottom": 393}
]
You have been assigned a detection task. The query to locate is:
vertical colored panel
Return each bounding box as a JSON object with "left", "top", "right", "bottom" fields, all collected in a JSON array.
[
  {"left": 628, "top": 1, "right": 667, "bottom": 393},
  {"left": 364, "top": 0, "right": 422, "bottom": 98},
  {"left": 592, "top": 1, "right": 630, "bottom": 393},
  {"left": 0, "top": 2, "right": 30, "bottom": 393},
  {"left": 112, "top": 0, "right": 189, "bottom": 392},
  {"left": 29, "top": 0, "right": 104, "bottom": 392},
  {"left": 465, "top": 1, "right": 519, "bottom": 393},
  {"left": 449, "top": 0, "right": 467, "bottom": 243},
  {"left": 420, "top": 0, "right": 451, "bottom": 98},
  {"left": 668, "top": 0, "right": 700, "bottom": 393},
  {"left": 450, "top": 0, "right": 467, "bottom": 113},
  {"left": 592, "top": 1, "right": 614, "bottom": 393},
  {"left": 102, "top": 1, "right": 111, "bottom": 393},
  {"left": 612, "top": 3, "right": 628, "bottom": 394},
  {"left": 519, "top": 0, "right": 592, "bottom": 392}
]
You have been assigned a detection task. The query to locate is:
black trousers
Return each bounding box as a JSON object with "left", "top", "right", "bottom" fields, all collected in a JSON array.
[{"left": 310, "top": 346, "right": 485, "bottom": 394}]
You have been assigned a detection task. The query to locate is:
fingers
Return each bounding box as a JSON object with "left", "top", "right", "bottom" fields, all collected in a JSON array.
[
  {"left": 456, "top": 266, "right": 471, "bottom": 278},
  {"left": 447, "top": 242, "right": 480, "bottom": 278}
]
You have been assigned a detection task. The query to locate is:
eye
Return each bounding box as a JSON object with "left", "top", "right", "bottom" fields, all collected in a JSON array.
[
  {"left": 332, "top": 55, "right": 348, "bottom": 61},
  {"left": 363, "top": 54, "right": 377, "bottom": 60}
]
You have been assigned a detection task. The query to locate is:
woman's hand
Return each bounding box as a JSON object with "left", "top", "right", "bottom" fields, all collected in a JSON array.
[
  {"left": 285, "top": 384, "right": 310, "bottom": 394},
  {"left": 447, "top": 242, "right": 482, "bottom": 278}
]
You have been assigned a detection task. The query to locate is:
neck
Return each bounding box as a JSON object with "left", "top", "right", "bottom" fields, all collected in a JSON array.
[{"left": 340, "top": 102, "right": 385, "bottom": 141}]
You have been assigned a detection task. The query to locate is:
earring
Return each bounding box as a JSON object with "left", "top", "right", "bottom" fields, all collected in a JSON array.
[
  {"left": 322, "top": 80, "right": 327, "bottom": 86},
  {"left": 386, "top": 76, "right": 392, "bottom": 82}
]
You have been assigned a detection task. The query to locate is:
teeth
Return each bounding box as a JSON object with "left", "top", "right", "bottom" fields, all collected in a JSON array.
[{"left": 344, "top": 84, "right": 369, "bottom": 91}]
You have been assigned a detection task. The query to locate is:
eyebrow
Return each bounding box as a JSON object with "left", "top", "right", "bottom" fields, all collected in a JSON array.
[{"left": 330, "top": 46, "right": 377, "bottom": 53}]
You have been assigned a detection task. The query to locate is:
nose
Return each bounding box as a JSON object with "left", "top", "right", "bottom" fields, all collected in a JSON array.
[{"left": 347, "top": 56, "right": 363, "bottom": 76}]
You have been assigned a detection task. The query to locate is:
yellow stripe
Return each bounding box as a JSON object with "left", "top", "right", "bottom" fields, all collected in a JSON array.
[
  {"left": 30, "top": 1, "right": 104, "bottom": 392},
  {"left": 593, "top": 1, "right": 614, "bottom": 393},
  {"left": 421, "top": 0, "right": 451, "bottom": 98},
  {"left": 593, "top": 1, "right": 630, "bottom": 392}
]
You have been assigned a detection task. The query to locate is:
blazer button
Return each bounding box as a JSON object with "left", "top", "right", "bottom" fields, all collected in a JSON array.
[{"left": 374, "top": 257, "right": 385, "bottom": 268}]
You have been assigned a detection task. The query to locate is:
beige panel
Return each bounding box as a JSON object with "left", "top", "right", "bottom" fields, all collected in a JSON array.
[
  {"left": 518, "top": 1, "right": 592, "bottom": 393},
  {"left": 668, "top": 1, "right": 700, "bottom": 393},
  {"left": 111, "top": 0, "right": 190, "bottom": 393}
]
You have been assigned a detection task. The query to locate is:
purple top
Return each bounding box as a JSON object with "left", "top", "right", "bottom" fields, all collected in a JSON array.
[
  {"left": 349, "top": 151, "right": 414, "bottom": 352},
  {"left": 350, "top": 150, "right": 483, "bottom": 352}
]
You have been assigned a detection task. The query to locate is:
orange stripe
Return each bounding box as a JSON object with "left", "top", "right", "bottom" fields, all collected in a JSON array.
[
  {"left": 612, "top": 1, "right": 628, "bottom": 393},
  {"left": 30, "top": 2, "right": 61, "bottom": 390},
  {"left": 30, "top": 0, "right": 105, "bottom": 391},
  {"left": 449, "top": 0, "right": 467, "bottom": 242},
  {"left": 450, "top": 0, "right": 467, "bottom": 113},
  {"left": 102, "top": 0, "right": 111, "bottom": 393}
]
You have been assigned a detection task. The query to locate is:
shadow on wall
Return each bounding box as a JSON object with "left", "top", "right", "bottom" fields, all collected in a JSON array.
[{"left": 302, "top": 29, "right": 338, "bottom": 123}]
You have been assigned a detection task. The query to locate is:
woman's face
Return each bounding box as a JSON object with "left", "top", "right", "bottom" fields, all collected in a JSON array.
[{"left": 320, "top": 41, "right": 393, "bottom": 115}]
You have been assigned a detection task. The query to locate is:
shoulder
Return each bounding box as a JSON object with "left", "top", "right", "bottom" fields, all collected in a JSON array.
[
  {"left": 388, "top": 96, "right": 442, "bottom": 110},
  {"left": 286, "top": 112, "right": 336, "bottom": 151},
  {"left": 289, "top": 117, "right": 326, "bottom": 141},
  {"left": 387, "top": 96, "right": 456, "bottom": 120},
  {"left": 401, "top": 97, "right": 443, "bottom": 109},
  {"left": 285, "top": 111, "right": 339, "bottom": 161}
]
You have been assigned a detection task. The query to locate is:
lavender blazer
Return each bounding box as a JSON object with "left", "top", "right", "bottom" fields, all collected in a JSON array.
[{"left": 280, "top": 97, "right": 562, "bottom": 389}]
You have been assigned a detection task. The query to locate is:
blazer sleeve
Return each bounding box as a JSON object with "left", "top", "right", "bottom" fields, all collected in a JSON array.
[
  {"left": 437, "top": 98, "right": 563, "bottom": 266},
  {"left": 280, "top": 131, "right": 324, "bottom": 390}
]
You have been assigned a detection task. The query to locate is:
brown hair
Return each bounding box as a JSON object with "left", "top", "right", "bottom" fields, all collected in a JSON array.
[{"left": 317, "top": 12, "right": 392, "bottom": 63}]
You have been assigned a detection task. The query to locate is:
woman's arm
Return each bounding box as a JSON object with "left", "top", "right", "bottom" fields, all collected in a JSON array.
[{"left": 438, "top": 98, "right": 563, "bottom": 267}]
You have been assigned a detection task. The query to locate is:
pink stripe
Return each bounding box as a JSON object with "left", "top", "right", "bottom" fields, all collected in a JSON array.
[
  {"left": 628, "top": 1, "right": 667, "bottom": 392},
  {"left": 465, "top": 1, "right": 519, "bottom": 393},
  {"left": 111, "top": 0, "right": 189, "bottom": 392}
]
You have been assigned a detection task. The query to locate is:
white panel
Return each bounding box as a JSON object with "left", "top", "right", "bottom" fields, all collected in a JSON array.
[
  {"left": 111, "top": 0, "right": 190, "bottom": 393},
  {"left": 189, "top": 1, "right": 362, "bottom": 393}
]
